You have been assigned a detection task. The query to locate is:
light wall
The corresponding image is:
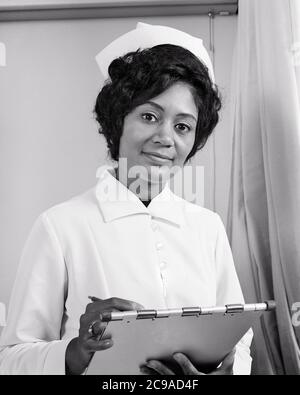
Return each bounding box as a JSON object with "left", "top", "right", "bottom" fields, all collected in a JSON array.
[{"left": 0, "top": 15, "right": 237, "bottom": 316}]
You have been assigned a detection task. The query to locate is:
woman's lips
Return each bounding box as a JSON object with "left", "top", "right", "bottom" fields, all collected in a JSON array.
[{"left": 142, "top": 152, "right": 173, "bottom": 164}]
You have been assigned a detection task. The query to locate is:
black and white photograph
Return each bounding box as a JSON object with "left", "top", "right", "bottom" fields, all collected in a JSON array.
[{"left": 0, "top": 0, "right": 299, "bottom": 377}]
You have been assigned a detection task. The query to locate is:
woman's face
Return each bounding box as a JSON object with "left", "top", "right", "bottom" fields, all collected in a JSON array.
[{"left": 118, "top": 81, "right": 198, "bottom": 183}]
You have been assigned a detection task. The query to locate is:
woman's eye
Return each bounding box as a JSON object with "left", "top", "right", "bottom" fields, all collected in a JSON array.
[
  {"left": 175, "top": 123, "right": 191, "bottom": 133},
  {"left": 141, "top": 113, "right": 157, "bottom": 122}
]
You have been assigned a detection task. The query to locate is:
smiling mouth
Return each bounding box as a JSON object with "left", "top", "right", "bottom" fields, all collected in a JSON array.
[{"left": 142, "top": 152, "right": 173, "bottom": 163}]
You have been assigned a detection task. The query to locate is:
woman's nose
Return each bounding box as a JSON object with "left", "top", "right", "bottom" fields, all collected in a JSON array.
[{"left": 152, "top": 122, "right": 175, "bottom": 146}]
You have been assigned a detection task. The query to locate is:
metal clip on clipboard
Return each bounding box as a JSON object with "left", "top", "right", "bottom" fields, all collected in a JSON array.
[
  {"left": 182, "top": 307, "right": 201, "bottom": 316},
  {"left": 225, "top": 301, "right": 276, "bottom": 314},
  {"left": 106, "top": 301, "right": 276, "bottom": 322},
  {"left": 136, "top": 310, "right": 157, "bottom": 319}
]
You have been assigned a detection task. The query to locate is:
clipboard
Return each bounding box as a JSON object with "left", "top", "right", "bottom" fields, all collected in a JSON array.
[{"left": 86, "top": 301, "right": 275, "bottom": 375}]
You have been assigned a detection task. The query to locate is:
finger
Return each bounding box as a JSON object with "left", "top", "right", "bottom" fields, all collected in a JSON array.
[
  {"left": 90, "top": 320, "right": 108, "bottom": 338},
  {"left": 220, "top": 349, "right": 236, "bottom": 370},
  {"left": 80, "top": 311, "right": 106, "bottom": 332},
  {"left": 86, "top": 297, "right": 144, "bottom": 313},
  {"left": 85, "top": 338, "right": 113, "bottom": 353},
  {"left": 173, "top": 353, "right": 201, "bottom": 375},
  {"left": 80, "top": 326, "right": 112, "bottom": 352},
  {"left": 146, "top": 360, "right": 175, "bottom": 375},
  {"left": 88, "top": 296, "right": 101, "bottom": 302},
  {"left": 140, "top": 365, "right": 158, "bottom": 375},
  {"left": 106, "top": 297, "right": 144, "bottom": 311},
  {"left": 79, "top": 313, "right": 108, "bottom": 345},
  {"left": 84, "top": 320, "right": 109, "bottom": 344},
  {"left": 212, "top": 349, "right": 236, "bottom": 375}
]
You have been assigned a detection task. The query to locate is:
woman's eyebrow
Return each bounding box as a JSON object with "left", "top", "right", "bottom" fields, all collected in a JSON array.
[
  {"left": 144, "top": 101, "right": 197, "bottom": 122},
  {"left": 143, "top": 101, "right": 164, "bottom": 111},
  {"left": 176, "top": 113, "right": 197, "bottom": 123}
]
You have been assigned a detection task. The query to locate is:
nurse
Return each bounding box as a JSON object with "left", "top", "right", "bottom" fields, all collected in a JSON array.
[{"left": 0, "top": 23, "right": 252, "bottom": 375}]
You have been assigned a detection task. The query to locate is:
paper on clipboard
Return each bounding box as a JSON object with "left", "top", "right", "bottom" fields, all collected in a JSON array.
[{"left": 86, "top": 302, "right": 275, "bottom": 375}]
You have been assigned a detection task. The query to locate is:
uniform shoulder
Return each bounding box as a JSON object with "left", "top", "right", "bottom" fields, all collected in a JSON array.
[
  {"left": 182, "top": 198, "right": 220, "bottom": 221},
  {"left": 41, "top": 186, "right": 97, "bottom": 225},
  {"left": 178, "top": 198, "right": 225, "bottom": 235}
]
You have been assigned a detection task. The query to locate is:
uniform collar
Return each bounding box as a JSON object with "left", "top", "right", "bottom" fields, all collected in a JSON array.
[{"left": 95, "top": 164, "right": 185, "bottom": 226}]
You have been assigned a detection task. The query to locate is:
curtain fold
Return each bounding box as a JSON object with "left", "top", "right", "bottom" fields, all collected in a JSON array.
[{"left": 227, "top": 0, "right": 300, "bottom": 374}]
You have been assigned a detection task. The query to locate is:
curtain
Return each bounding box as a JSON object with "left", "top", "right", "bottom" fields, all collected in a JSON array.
[{"left": 227, "top": 0, "right": 300, "bottom": 375}]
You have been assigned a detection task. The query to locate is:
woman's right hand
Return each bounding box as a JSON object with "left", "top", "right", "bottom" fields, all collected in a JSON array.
[{"left": 65, "top": 297, "right": 144, "bottom": 375}]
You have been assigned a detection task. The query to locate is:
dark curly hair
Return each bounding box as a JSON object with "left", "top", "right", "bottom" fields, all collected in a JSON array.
[{"left": 94, "top": 44, "right": 221, "bottom": 163}]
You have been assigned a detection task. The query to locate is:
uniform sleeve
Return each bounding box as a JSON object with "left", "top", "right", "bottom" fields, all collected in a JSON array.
[
  {"left": 214, "top": 214, "right": 253, "bottom": 375},
  {"left": 0, "top": 213, "right": 71, "bottom": 375}
]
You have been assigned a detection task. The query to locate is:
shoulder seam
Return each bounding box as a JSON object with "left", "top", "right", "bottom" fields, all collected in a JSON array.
[{"left": 40, "top": 212, "right": 66, "bottom": 267}]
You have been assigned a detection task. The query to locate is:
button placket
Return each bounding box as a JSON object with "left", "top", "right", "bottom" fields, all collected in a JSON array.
[
  {"left": 160, "top": 272, "right": 167, "bottom": 298},
  {"left": 156, "top": 242, "right": 164, "bottom": 250},
  {"left": 158, "top": 251, "right": 168, "bottom": 298},
  {"left": 150, "top": 218, "right": 168, "bottom": 299},
  {"left": 151, "top": 223, "right": 159, "bottom": 232}
]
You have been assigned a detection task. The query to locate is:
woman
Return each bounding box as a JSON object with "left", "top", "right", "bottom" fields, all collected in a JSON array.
[{"left": 0, "top": 23, "right": 252, "bottom": 375}]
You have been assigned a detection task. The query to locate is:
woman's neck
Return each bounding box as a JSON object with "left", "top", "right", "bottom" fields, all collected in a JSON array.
[{"left": 115, "top": 166, "right": 165, "bottom": 201}]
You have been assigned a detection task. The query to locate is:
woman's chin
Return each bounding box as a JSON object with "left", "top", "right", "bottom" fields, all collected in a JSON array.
[{"left": 139, "top": 165, "right": 172, "bottom": 184}]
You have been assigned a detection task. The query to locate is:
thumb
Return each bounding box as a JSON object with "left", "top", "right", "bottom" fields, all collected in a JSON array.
[
  {"left": 92, "top": 338, "right": 113, "bottom": 352},
  {"left": 221, "top": 348, "right": 236, "bottom": 370}
]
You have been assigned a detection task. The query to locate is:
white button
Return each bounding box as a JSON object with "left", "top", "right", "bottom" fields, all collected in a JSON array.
[
  {"left": 160, "top": 261, "right": 167, "bottom": 270},
  {"left": 156, "top": 242, "right": 163, "bottom": 250}
]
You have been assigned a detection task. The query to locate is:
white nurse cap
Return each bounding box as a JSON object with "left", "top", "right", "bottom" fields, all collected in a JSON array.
[{"left": 95, "top": 22, "right": 215, "bottom": 83}]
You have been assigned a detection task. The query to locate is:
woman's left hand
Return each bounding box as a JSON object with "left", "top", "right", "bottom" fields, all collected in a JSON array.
[{"left": 140, "top": 349, "right": 235, "bottom": 375}]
